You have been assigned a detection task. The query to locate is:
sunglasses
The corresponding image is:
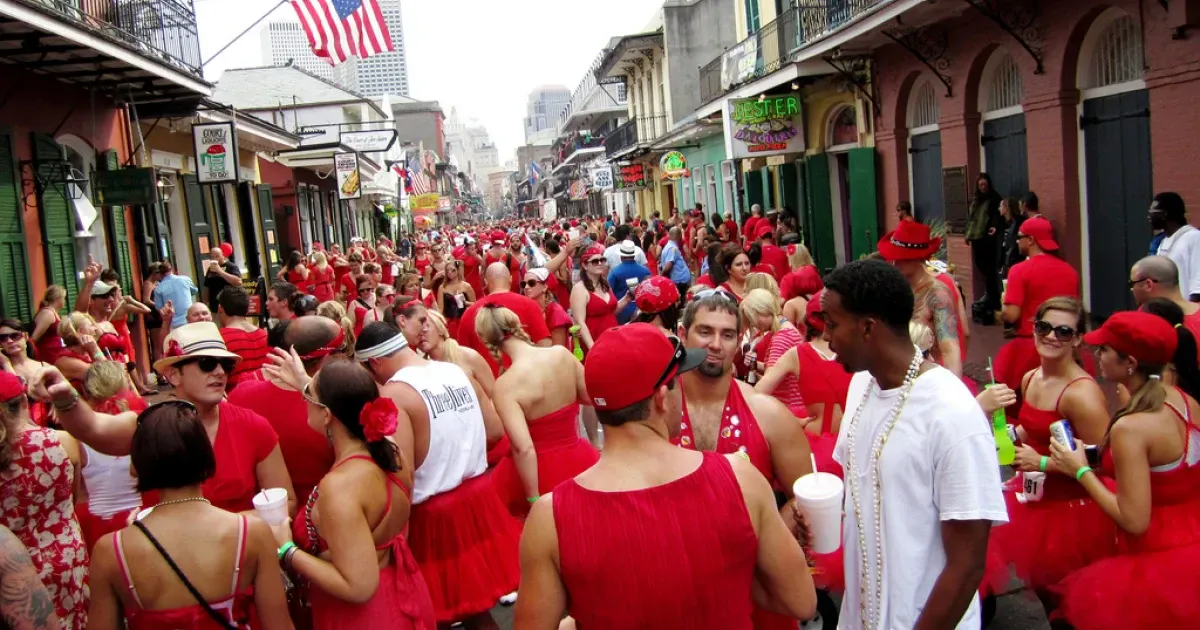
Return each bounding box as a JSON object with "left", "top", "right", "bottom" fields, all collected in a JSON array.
[
  {"left": 1128, "top": 277, "right": 1151, "bottom": 289},
  {"left": 302, "top": 381, "right": 325, "bottom": 407},
  {"left": 1033, "top": 320, "right": 1077, "bottom": 341},
  {"left": 587, "top": 258, "right": 606, "bottom": 266},
  {"left": 0, "top": 332, "right": 22, "bottom": 342},
  {"left": 179, "top": 356, "right": 236, "bottom": 373},
  {"left": 691, "top": 288, "right": 738, "bottom": 303},
  {"left": 654, "top": 336, "right": 687, "bottom": 391},
  {"left": 523, "top": 280, "right": 544, "bottom": 288},
  {"left": 137, "top": 399, "right": 198, "bottom": 425}
]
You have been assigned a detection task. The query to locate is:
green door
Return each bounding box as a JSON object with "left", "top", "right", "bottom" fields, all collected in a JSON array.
[
  {"left": 745, "top": 169, "right": 764, "bottom": 214},
  {"left": 256, "top": 184, "right": 281, "bottom": 281},
  {"left": 804, "top": 153, "right": 835, "bottom": 271},
  {"left": 847, "top": 147, "right": 880, "bottom": 261},
  {"left": 0, "top": 132, "right": 31, "bottom": 320},
  {"left": 99, "top": 151, "right": 134, "bottom": 293},
  {"left": 32, "top": 133, "right": 79, "bottom": 308},
  {"left": 181, "top": 174, "right": 212, "bottom": 279},
  {"left": 779, "top": 161, "right": 800, "bottom": 224}
]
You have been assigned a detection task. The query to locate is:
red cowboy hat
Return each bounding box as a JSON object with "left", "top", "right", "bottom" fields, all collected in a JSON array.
[{"left": 877, "top": 221, "right": 942, "bottom": 261}]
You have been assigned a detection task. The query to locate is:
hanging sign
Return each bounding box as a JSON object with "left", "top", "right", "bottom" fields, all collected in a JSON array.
[
  {"left": 727, "top": 94, "right": 805, "bottom": 159},
  {"left": 335, "top": 152, "right": 362, "bottom": 200},
  {"left": 340, "top": 129, "right": 398, "bottom": 152},
  {"left": 590, "top": 166, "right": 614, "bottom": 190},
  {"left": 192, "top": 122, "right": 239, "bottom": 184},
  {"left": 94, "top": 167, "right": 157, "bottom": 206},
  {"left": 721, "top": 38, "right": 759, "bottom": 90},
  {"left": 568, "top": 179, "right": 588, "bottom": 200},
  {"left": 659, "top": 151, "right": 690, "bottom": 181},
  {"left": 615, "top": 163, "right": 647, "bottom": 190},
  {"left": 412, "top": 193, "right": 439, "bottom": 213}
]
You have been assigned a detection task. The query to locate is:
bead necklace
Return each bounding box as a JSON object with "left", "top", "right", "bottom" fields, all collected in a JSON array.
[
  {"left": 844, "top": 346, "right": 923, "bottom": 630},
  {"left": 154, "top": 497, "right": 211, "bottom": 508}
]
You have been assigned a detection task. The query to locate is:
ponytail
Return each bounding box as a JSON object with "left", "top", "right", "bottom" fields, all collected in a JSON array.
[
  {"left": 1106, "top": 365, "right": 1168, "bottom": 447},
  {"left": 1138, "top": 297, "right": 1200, "bottom": 401},
  {"left": 474, "top": 305, "right": 531, "bottom": 374}
]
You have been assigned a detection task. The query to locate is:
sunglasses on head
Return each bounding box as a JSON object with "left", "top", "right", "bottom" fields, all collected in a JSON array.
[
  {"left": 1034, "top": 320, "right": 1077, "bottom": 341},
  {"left": 691, "top": 288, "right": 738, "bottom": 304},
  {"left": 654, "top": 336, "right": 686, "bottom": 391},
  {"left": 179, "top": 356, "right": 236, "bottom": 373},
  {"left": 302, "top": 381, "right": 325, "bottom": 407},
  {"left": 522, "top": 280, "right": 543, "bottom": 288}
]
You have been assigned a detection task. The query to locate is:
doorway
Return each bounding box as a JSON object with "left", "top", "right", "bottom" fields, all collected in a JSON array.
[{"left": 909, "top": 131, "right": 944, "bottom": 224}]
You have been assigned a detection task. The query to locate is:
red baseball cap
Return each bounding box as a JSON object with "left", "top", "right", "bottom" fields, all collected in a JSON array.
[
  {"left": 0, "top": 371, "right": 22, "bottom": 401},
  {"left": 584, "top": 323, "right": 706, "bottom": 411},
  {"left": 1083, "top": 311, "right": 1177, "bottom": 365},
  {"left": 219, "top": 242, "right": 233, "bottom": 258},
  {"left": 1019, "top": 217, "right": 1058, "bottom": 251},
  {"left": 634, "top": 276, "right": 680, "bottom": 314},
  {"left": 805, "top": 289, "right": 826, "bottom": 334},
  {"left": 754, "top": 222, "right": 775, "bottom": 241}
]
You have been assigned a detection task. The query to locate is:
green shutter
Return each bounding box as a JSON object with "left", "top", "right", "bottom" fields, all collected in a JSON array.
[
  {"left": 256, "top": 184, "right": 281, "bottom": 280},
  {"left": 32, "top": 133, "right": 79, "bottom": 309},
  {"left": 847, "top": 147, "right": 880, "bottom": 261},
  {"left": 779, "top": 161, "right": 799, "bottom": 222},
  {"left": 745, "top": 169, "right": 764, "bottom": 212},
  {"left": 0, "top": 132, "right": 31, "bottom": 320},
  {"left": 745, "top": 0, "right": 760, "bottom": 34},
  {"left": 182, "top": 174, "right": 212, "bottom": 278},
  {"left": 804, "top": 153, "right": 836, "bottom": 271},
  {"left": 98, "top": 150, "right": 134, "bottom": 293}
]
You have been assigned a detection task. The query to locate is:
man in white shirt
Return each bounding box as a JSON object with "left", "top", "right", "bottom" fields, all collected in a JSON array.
[
  {"left": 822, "top": 260, "right": 1008, "bottom": 630},
  {"left": 603, "top": 223, "right": 647, "bottom": 268},
  {"left": 1151, "top": 192, "right": 1200, "bottom": 301}
]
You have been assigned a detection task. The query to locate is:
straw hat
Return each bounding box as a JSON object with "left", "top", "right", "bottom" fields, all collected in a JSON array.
[{"left": 153, "top": 322, "right": 241, "bottom": 372}]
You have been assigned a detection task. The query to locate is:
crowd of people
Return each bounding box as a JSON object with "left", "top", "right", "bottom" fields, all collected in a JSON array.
[{"left": 0, "top": 194, "right": 1194, "bottom": 630}]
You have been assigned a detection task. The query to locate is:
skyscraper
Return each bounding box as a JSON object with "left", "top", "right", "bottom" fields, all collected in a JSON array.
[
  {"left": 524, "top": 85, "right": 571, "bottom": 144},
  {"left": 260, "top": 21, "right": 335, "bottom": 82},
  {"left": 330, "top": 0, "right": 410, "bottom": 97}
]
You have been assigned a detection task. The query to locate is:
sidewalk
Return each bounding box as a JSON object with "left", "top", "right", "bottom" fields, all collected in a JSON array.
[{"left": 964, "top": 322, "right": 1007, "bottom": 384}]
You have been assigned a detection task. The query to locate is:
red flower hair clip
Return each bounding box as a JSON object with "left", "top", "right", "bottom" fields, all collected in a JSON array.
[
  {"left": 787, "top": 244, "right": 797, "bottom": 256},
  {"left": 360, "top": 397, "right": 399, "bottom": 443},
  {"left": 165, "top": 340, "right": 183, "bottom": 358}
]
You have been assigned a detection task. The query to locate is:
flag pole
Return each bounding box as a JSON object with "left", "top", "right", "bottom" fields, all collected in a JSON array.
[{"left": 201, "top": 0, "right": 290, "bottom": 69}]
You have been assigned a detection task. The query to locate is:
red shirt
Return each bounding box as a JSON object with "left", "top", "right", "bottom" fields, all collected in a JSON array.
[
  {"left": 742, "top": 217, "right": 761, "bottom": 242},
  {"left": 337, "top": 273, "right": 358, "bottom": 301},
  {"left": 220, "top": 327, "right": 269, "bottom": 386},
  {"left": 462, "top": 254, "right": 483, "bottom": 298},
  {"left": 1004, "top": 254, "right": 1080, "bottom": 336},
  {"left": 547, "top": 273, "right": 571, "bottom": 311},
  {"left": 722, "top": 220, "right": 738, "bottom": 242},
  {"left": 308, "top": 265, "right": 336, "bottom": 302},
  {"left": 457, "top": 291, "right": 552, "bottom": 376},
  {"left": 1184, "top": 310, "right": 1200, "bottom": 361},
  {"left": 229, "top": 381, "right": 334, "bottom": 504},
  {"left": 486, "top": 249, "right": 523, "bottom": 284},
  {"left": 695, "top": 274, "right": 716, "bottom": 289},
  {"left": 759, "top": 244, "right": 789, "bottom": 281}
]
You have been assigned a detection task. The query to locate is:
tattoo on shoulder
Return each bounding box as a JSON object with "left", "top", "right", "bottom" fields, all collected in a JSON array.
[
  {"left": 927, "top": 283, "right": 960, "bottom": 344},
  {"left": 0, "top": 528, "right": 58, "bottom": 630}
]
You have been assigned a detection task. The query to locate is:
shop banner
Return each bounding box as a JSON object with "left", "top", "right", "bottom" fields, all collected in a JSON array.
[
  {"left": 335, "top": 152, "right": 362, "bottom": 200},
  {"left": 721, "top": 39, "right": 759, "bottom": 90},
  {"left": 437, "top": 197, "right": 452, "bottom": 211},
  {"left": 568, "top": 179, "right": 588, "bottom": 200},
  {"left": 727, "top": 93, "right": 805, "bottom": 159},
  {"left": 659, "top": 151, "right": 690, "bottom": 181},
  {"left": 340, "top": 129, "right": 397, "bottom": 152},
  {"left": 192, "top": 122, "right": 238, "bottom": 184},
  {"left": 590, "top": 166, "right": 614, "bottom": 190},
  {"left": 412, "top": 193, "right": 439, "bottom": 213},
  {"left": 615, "top": 163, "right": 647, "bottom": 190}
]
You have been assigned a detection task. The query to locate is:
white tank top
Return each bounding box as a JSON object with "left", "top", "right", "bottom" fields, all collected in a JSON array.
[
  {"left": 389, "top": 360, "right": 487, "bottom": 504},
  {"left": 82, "top": 445, "right": 141, "bottom": 516}
]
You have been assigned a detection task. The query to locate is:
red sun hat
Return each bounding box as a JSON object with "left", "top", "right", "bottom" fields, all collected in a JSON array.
[
  {"left": 634, "top": 276, "right": 681, "bottom": 315},
  {"left": 754, "top": 222, "right": 775, "bottom": 241},
  {"left": 0, "top": 371, "right": 22, "bottom": 401},
  {"left": 1019, "top": 216, "right": 1059, "bottom": 251},
  {"left": 877, "top": 221, "right": 942, "bottom": 261},
  {"left": 1083, "top": 311, "right": 1177, "bottom": 366},
  {"left": 584, "top": 323, "right": 706, "bottom": 411}
]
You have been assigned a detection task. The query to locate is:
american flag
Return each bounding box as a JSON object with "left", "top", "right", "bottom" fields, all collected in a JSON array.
[{"left": 290, "top": 0, "right": 393, "bottom": 65}]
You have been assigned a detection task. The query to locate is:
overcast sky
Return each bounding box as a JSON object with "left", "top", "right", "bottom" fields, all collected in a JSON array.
[{"left": 198, "top": 0, "right": 658, "bottom": 162}]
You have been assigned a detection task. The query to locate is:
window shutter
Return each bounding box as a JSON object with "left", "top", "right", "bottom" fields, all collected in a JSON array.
[
  {"left": 256, "top": 184, "right": 281, "bottom": 280},
  {"left": 803, "top": 153, "right": 835, "bottom": 271},
  {"left": 99, "top": 150, "right": 134, "bottom": 293},
  {"left": 847, "top": 147, "right": 880, "bottom": 261},
  {"left": 32, "top": 133, "right": 78, "bottom": 309},
  {"left": 0, "top": 131, "right": 30, "bottom": 320},
  {"left": 182, "top": 174, "right": 212, "bottom": 279}
]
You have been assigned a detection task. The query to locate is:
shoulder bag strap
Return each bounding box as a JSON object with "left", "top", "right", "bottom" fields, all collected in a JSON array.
[{"left": 132, "top": 521, "right": 239, "bottom": 630}]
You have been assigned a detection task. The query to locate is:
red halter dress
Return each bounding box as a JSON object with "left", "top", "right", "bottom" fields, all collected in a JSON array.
[
  {"left": 796, "top": 343, "right": 852, "bottom": 479},
  {"left": 490, "top": 402, "right": 599, "bottom": 518}
]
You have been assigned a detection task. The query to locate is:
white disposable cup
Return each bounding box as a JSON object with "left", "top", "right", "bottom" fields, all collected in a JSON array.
[
  {"left": 253, "top": 487, "right": 289, "bottom": 525},
  {"left": 455, "top": 293, "right": 465, "bottom": 309},
  {"left": 1022, "top": 472, "right": 1045, "bottom": 502},
  {"left": 793, "top": 472, "right": 844, "bottom": 554},
  {"left": 626, "top": 277, "right": 639, "bottom": 290}
]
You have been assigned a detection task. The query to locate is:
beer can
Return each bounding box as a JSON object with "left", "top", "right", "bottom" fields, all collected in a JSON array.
[
  {"left": 1022, "top": 471, "right": 1046, "bottom": 501},
  {"left": 1006, "top": 424, "right": 1020, "bottom": 446},
  {"left": 1050, "top": 420, "right": 1077, "bottom": 451}
]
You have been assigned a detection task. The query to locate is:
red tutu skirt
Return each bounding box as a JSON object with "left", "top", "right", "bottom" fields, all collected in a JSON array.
[
  {"left": 77, "top": 503, "right": 138, "bottom": 551},
  {"left": 408, "top": 473, "right": 521, "bottom": 623},
  {"left": 491, "top": 407, "right": 599, "bottom": 518},
  {"left": 807, "top": 432, "right": 842, "bottom": 480},
  {"left": 985, "top": 487, "right": 1120, "bottom": 592},
  {"left": 486, "top": 436, "right": 511, "bottom": 468},
  {"left": 310, "top": 538, "right": 435, "bottom": 630},
  {"left": 1050, "top": 543, "right": 1200, "bottom": 629}
]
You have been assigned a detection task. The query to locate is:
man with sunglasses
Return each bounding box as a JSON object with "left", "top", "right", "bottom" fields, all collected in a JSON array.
[
  {"left": 1130, "top": 256, "right": 1200, "bottom": 340},
  {"left": 996, "top": 216, "right": 1079, "bottom": 417}
]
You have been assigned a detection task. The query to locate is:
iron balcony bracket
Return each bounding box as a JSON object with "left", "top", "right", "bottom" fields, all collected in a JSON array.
[
  {"left": 823, "top": 55, "right": 882, "bottom": 121},
  {"left": 962, "top": 0, "right": 1045, "bottom": 74},
  {"left": 882, "top": 25, "right": 954, "bottom": 97}
]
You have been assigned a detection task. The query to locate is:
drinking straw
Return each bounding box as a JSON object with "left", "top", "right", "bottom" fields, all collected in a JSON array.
[
  {"left": 987, "top": 357, "right": 996, "bottom": 385},
  {"left": 810, "top": 453, "right": 819, "bottom": 479}
]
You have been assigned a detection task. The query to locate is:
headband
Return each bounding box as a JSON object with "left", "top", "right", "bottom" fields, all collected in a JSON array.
[
  {"left": 299, "top": 327, "right": 346, "bottom": 362},
  {"left": 355, "top": 333, "right": 409, "bottom": 362}
]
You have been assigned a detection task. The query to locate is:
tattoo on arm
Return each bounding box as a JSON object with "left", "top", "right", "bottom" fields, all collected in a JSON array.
[
  {"left": 928, "top": 285, "right": 960, "bottom": 345},
  {"left": 0, "top": 528, "right": 58, "bottom": 630}
]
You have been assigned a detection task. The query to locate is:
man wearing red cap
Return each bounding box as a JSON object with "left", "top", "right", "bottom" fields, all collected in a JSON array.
[
  {"left": 485, "top": 232, "right": 521, "bottom": 287},
  {"left": 756, "top": 222, "right": 789, "bottom": 281},
  {"left": 203, "top": 243, "right": 242, "bottom": 312},
  {"left": 995, "top": 216, "right": 1080, "bottom": 413},
  {"left": 516, "top": 323, "right": 817, "bottom": 628},
  {"left": 878, "top": 222, "right": 964, "bottom": 376}
]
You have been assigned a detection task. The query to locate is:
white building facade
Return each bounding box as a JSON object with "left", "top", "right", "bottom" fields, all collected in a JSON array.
[
  {"left": 330, "top": 0, "right": 410, "bottom": 97},
  {"left": 260, "top": 21, "right": 335, "bottom": 82},
  {"left": 524, "top": 85, "right": 571, "bottom": 144}
]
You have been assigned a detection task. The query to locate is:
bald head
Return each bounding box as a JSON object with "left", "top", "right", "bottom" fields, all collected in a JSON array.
[
  {"left": 283, "top": 315, "right": 341, "bottom": 372},
  {"left": 485, "top": 261, "right": 512, "bottom": 293},
  {"left": 1133, "top": 256, "right": 1179, "bottom": 286}
]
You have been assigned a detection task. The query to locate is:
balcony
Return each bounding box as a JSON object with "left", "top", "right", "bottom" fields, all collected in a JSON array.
[
  {"left": 0, "top": 0, "right": 209, "bottom": 110},
  {"left": 552, "top": 132, "right": 606, "bottom": 173},
  {"left": 557, "top": 48, "right": 628, "bottom": 135},
  {"left": 699, "top": 0, "right": 891, "bottom": 104},
  {"left": 605, "top": 115, "right": 670, "bottom": 159}
]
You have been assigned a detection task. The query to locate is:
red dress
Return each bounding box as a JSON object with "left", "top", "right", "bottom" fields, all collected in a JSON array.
[
  {"left": 1050, "top": 398, "right": 1200, "bottom": 629},
  {"left": 795, "top": 343, "right": 852, "bottom": 479},
  {"left": 0, "top": 428, "right": 89, "bottom": 629},
  {"left": 462, "top": 255, "right": 483, "bottom": 299},
  {"left": 293, "top": 456, "right": 435, "bottom": 630},
  {"left": 584, "top": 290, "right": 618, "bottom": 344},
  {"left": 34, "top": 309, "right": 65, "bottom": 364},
  {"left": 553, "top": 453, "right": 757, "bottom": 628},
  {"left": 228, "top": 381, "right": 334, "bottom": 504},
  {"left": 287, "top": 269, "right": 312, "bottom": 294},
  {"left": 309, "top": 265, "right": 336, "bottom": 302},
  {"left": 491, "top": 403, "right": 599, "bottom": 517},
  {"left": 112, "top": 515, "right": 255, "bottom": 630},
  {"left": 985, "top": 372, "right": 1119, "bottom": 593}
]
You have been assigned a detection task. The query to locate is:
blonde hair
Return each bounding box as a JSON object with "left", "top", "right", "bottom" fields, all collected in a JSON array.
[
  {"left": 741, "top": 288, "right": 782, "bottom": 334},
  {"left": 909, "top": 321, "right": 934, "bottom": 354},
  {"left": 474, "top": 306, "right": 531, "bottom": 372},
  {"left": 58, "top": 312, "right": 95, "bottom": 346},
  {"left": 788, "top": 244, "right": 814, "bottom": 270},
  {"left": 426, "top": 310, "right": 463, "bottom": 365},
  {"left": 311, "top": 251, "right": 328, "bottom": 267},
  {"left": 84, "top": 361, "right": 129, "bottom": 400},
  {"left": 745, "top": 272, "right": 781, "bottom": 300},
  {"left": 316, "top": 301, "right": 356, "bottom": 351},
  {"left": 39, "top": 285, "right": 66, "bottom": 310}
]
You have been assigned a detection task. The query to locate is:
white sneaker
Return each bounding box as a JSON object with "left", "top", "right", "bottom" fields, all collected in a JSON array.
[{"left": 499, "top": 591, "right": 517, "bottom": 606}]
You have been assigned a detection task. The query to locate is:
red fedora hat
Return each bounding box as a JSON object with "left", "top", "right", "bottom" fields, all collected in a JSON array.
[{"left": 877, "top": 221, "right": 942, "bottom": 261}]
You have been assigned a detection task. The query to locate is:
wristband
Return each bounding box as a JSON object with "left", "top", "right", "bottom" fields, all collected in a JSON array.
[
  {"left": 527, "top": 496, "right": 539, "bottom": 504},
  {"left": 1039, "top": 456, "right": 1048, "bottom": 472},
  {"left": 282, "top": 546, "right": 298, "bottom": 570},
  {"left": 277, "top": 541, "right": 296, "bottom": 561},
  {"left": 1075, "top": 466, "right": 1093, "bottom": 481},
  {"left": 92, "top": 351, "right": 106, "bottom": 362}
]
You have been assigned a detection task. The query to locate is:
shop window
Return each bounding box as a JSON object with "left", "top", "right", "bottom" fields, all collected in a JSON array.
[
  {"left": 1086, "top": 15, "right": 1144, "bottom": 89},
  {"left": 908, "top": 81, "right": 940, "bottom": 130},
  {"left": 986, "top": 52, "right": 1024, "bottom": 112}
]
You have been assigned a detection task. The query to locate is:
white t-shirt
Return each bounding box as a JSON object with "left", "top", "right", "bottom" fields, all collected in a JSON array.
[
  {"left": 834, "top": 366, "right": 1008, "bottom": 630},
  {"left": 604, "top": 243, "right": 647, "bottom": 269},
  {"left": 1156, "top": 225, "right": 1200, "bottom": 298}
]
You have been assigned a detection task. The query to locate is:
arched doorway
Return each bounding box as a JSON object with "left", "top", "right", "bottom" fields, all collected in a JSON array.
[
  {"left": 980, "top": 51, "right": 1029, "bottom": 200},
  {"left": 1078, "top": 10, "right": 1152, "bottom": 318},
  {"left": 57, "top": 134, "right": 112, "bottom": 276},
  {"left": 822, "top": 103, "right": 877, "bottom": 263},
  {"left": 907, "top": 80, "right": 943, "bottom": 224}
]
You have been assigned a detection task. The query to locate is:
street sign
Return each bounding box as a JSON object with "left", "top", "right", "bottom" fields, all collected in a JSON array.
[
  {"left": 94, "top": 167, "right": 157, "bottom": 206},
  {"left": 340, "top": 129, "right": 398, "bottom": 152}
]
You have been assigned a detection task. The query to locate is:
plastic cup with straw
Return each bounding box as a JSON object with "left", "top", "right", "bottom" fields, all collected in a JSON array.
[{"left": 987, "top": 357, "right": 1016, "bottom": 465}]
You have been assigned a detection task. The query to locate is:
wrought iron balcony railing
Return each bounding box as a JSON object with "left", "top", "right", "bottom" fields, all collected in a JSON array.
[
  {"left": 605, "top": 115, "right": 670, "bottom": 158},
  {"left": 33, "top": 0, "right": 202, "bottom": 76},
  {"left": 699, "top": 0, "right": 889, "bottom": 104}
]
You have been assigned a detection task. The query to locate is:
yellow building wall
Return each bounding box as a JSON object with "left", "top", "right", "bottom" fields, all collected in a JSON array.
[{"left": 801, "top": 80, "right": 876, "bottom": 155}]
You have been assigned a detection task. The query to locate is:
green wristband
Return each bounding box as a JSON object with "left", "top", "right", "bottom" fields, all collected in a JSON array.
[
  {"left": 1075, "top": 466, "right": 1093, "bottom": 481},
  {"left": 527, "top": 496, "right": 539, "bottom": 504},
  {"left": 1039, "top": 456, "right": 1048, "bottom": 472},
  {"left": 277, "top": 541, "right": 296, "bottom": 561}
]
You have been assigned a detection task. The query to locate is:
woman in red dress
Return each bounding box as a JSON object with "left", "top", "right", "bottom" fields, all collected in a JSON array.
[
  {"left": 308, "top": 252, "right": 337, "bottom": 303},
  {"left": 476, "top": 306, "right": 597, "bottom": 518},
  {"left": 31, "top": 285, "right": 67, "bottom": 363},
  {"left": 718, "top": 243, "right": 752, "bottom": 301},
  {"left": 350, "top": 277, "right": 383, "bottom": 338},
  {"left": 780, "top": 248, "right": 821, "bottom": 327},
  {"left": 570, "top": 246, "right": 626, "bottom": 353},
  {"left": 986, "top": 297, "right": 1117, "bottom": 600},
  {"left": 268, "top": 357, "right": 435, "bottom": 630},
  {"left": 282, "top": 250, "right": 312, "bottom": 293},
  {"left": 433, "top": 259, "right": 474, "bottom": 340},
  {"left": 522, "top": 269, "right": 572, "bottom": 348},
  {"left": 87, "top": 400, "right": 291, "bottom": 630},
  {"left": 1049, "top": 311, "right": 1200, "bottom": 629},
  {"left": 54, "top": 312, "right": 102, "bottom": 394},
  {"left": 0, "top": 319, "right": 53, "bottom": 426},
  {"left": 741, "top": 289, "right": 805, "bottom": 416}
]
